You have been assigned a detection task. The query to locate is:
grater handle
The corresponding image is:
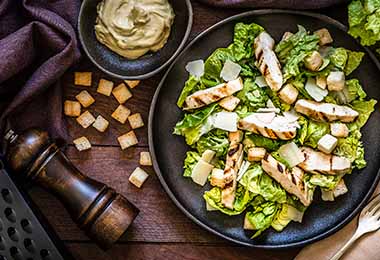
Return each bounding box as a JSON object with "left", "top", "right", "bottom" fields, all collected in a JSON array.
[{"left": 4, "top": 128, "right": 139, "bottom": 250}]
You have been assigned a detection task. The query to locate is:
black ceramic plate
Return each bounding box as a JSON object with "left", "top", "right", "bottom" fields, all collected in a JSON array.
[
  {"left": 148, "top": 10, "right": 380, "bottom": 248},
  {"left": 78, "top": 0, "right": 193, "bottom": 80}
]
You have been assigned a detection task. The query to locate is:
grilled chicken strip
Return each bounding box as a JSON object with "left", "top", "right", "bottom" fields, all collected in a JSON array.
[
  {"left": 254, "top": 32, "right": 283, "bottom": 92},
  {"left": 295, "top": 99, "right": 359, "bottom": 123},
  {"left": 238, "top": 114, "right": 298, "bottom": 140},
  {"left": 221, "top": 143, "right": 244, "bottom": 209},
  {"left": 298, "top": 147, "right": 351, "bottom": 175},
  {"left": 184, "top": 78, "right": 243, "bottom": 110},
  {"left": 261, "top": 154, "right": 312, "bottom": 206}
]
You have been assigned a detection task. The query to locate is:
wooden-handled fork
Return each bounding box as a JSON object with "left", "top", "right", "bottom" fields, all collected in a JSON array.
[{"left": 330, "top": 193, "right": 380, "bottom": 260}]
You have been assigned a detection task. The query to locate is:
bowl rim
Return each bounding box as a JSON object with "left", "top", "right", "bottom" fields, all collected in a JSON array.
[
  {"left": 148, "top": 9, "right": 380, "bottom": 249},
  {"left": 77, "top": 0, "right": 193, "bottom": 80}
]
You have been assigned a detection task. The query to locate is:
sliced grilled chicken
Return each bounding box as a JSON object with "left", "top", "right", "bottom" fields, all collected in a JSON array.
[
  {"left": 238, "top": 114, "right": 298, "bottom": 140},
  {"left": 298, "top": 147, "right": 351, "bottom": 175},
  {"left": 295, "top": 99, "right": 359, "bottom": 123},
  {"left": 261, "top": 154, "right": 312, "bottom": 206},
  {"left": 254, "top": 32, "right": 283, "bottom": 92},
  {"left": 221, "top": 143, "right": 244, "bottom": 209},
  {"left": 184, "top": 78, "right": 243, "bottom": 110}
]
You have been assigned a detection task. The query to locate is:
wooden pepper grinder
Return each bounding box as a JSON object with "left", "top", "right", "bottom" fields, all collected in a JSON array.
[{"left": 3, "top": 128, "right": 139, "bottom": 250}]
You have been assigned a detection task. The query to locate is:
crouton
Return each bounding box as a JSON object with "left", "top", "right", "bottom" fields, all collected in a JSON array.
[
  {"left": 97, "top": 79, "right": 114, "bottom": 96},
  {"left": 140, "top": 151, "right": 152, "bottom": 166},
  {"left": 327, "top": 71, "right": 345, "bottom": 91},
  {"left": 219, "top": 96, "right": 240, "bottom": 111},
  {"left": 316, "top": 75, "right": 327, "bottom": 89},
  {"left": 318, "top": 134, "right": 338, "bottom": 154},
  {"left": 129, "top": 167, "right": 149, "bottom": 188},
  {"left": 111, "top": 105, "right": 131, "bottom": 124},
  {"left": 112, "top": 83, "right": 132, "bottom": 104},
  {"left": 247, "top": 147, "right": 267, "bottom": 162},
  {"left": 278, "top": 83, "right": 299, "bottom": 104},
  {"left": 228, "top": 131, "right": 244, "bottom": 144},
  {"left": 210, "top": 168, "right": 225, "bottom": 188},
  {"left": 76, "top": 111, "right": 96, "bottom": 128},
  {"left": 74, "top": 72, "right": 92, "bottom": 86},
  {"left": 304, "top": 51, "right": 323, "bottom": 71},
  {"left": 64, "top": 100, "right": 81, "bottom": 117},
  {"left": 128, "top": 113, "right": 144, "bottom": 129},
  {"left": 314, "top": 28, "right": 333, "bottom": 46},
  {"left": 92, "top": 115, "right": 109, "bottom": 132},
  {"left": 117, "top": 131, "right": 138, "bottom": 150},
  {"left": 124, "top": 80, "right": 140, "bottom": 89},
  {"left": 75, "top": 90, "right": 95, "bottom": 108},
  {"left": 73, "top": 136, "right": 91, "bottom": 151},
  {"left": 330, "top": 123, "right": 349, "bottom": 138},
  {"left": 333, "top": 179, "right": 348, "bottom": 198}
]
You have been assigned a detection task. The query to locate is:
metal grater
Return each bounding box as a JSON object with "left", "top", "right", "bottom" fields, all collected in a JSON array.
[{"left": 0, "top": 159, "right": 73, "bottom": 260}]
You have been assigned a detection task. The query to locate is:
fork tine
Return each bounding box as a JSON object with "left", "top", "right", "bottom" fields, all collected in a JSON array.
[
  {"left": 361, "top": 194, "right": 380, "bottom": 217},
  {"left": 370, "top": 202, "right": 380, "bottom": 215}
]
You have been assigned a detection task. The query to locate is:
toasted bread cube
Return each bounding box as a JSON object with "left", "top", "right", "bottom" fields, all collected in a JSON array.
[
  {"left": 314, "top": 28, "right": 333, "bottom": 46},
  {"left": 243, "top": 214, "right": 255, "bottom": 230},
  {"left": 140, "top": 152, "right": 152, "bottom": 166},
  {"left": 92, "top": 115, "right": 109, "bottom": 132},
  {"left": 318, "top": 134, "right": 338, "bottom": 154},
  {"left": 74, "top": 72, "right": 92, "bottom": 86},
  {"left": 64, "top": 100, "right": 81, "bottom": 117},
  {"left": 76, "top": 111, "right": 96, "bottom": 128},
  {"left": 327, "top": 71, "right": 345, "bottom": 91},
  {"left": 304, "top": 51, "right": 323, "bottom": 71},
  {"left": 330, "top": 123, "right": 349, "bottom": 138},
  {"left": 210, "top": 168, "right": 225, "bottom": 188},
  {"left": 281, "top": 31, "right": 293, "bottom": 41},
  {"left": 124, "top": 80, "right": 140, "bottom": 89},
  {"left": 248, "top": 147, "right": 266, "bottom": 162},
  {"left": 118, "top": 131, "right": 138, "bottom": 150},
  {"left": 316, "top": 75, "right": 327, "bottom": 89},
  {"left": 219, "top": 96, "right": 240, "bottom": 111},
  {"left": 228, "top": 131, "right": 244, "bottom": 144},
  {"left": 112, "top": 83, "right": 132, "bottom": 104},
  {"left": 75, "top": 90, "right": 95, "bottom": 108},
  {"left": 73, "top": 136, "right": 91, "bottom": 151},
  {"left": 129, "top": 167, "right": 149, "bottom": 188},
  {"left": 278, "top": 83, "right": 299, "bottom": 104},
  {"left": 97, "top": 79, "right": 114, "bottom": 96},
  {"left": 128, "top": 113, "right": 144, "bottom": 129},
  {"left": 111, "top": 105, "right": 131, "bottom": 124}
]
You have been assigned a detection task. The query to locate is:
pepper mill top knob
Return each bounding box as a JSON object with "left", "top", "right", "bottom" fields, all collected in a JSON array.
[{"left": 5, "top": 128, "right": 51, "bottom": 175}]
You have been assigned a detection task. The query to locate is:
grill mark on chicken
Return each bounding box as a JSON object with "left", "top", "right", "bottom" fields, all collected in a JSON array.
[
  {"left": 277, "top": 163, "right": 284, "bottom": 173},
  {"left": 228, "top": 146, "right": 239, "bottom": 157}
]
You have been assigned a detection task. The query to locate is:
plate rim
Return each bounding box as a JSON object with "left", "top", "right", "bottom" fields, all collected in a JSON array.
[
  {"left": 148, "top": 9, "right": 380, "bottom": 249},
  {"left": 78, "top": 0, "right": 194, "bottom": 80}
]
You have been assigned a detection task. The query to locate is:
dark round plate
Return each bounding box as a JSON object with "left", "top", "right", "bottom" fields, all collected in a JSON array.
[
  {"left": 148, "top": 10, "right": 380, "bottom": 248},
  {"left": 78, "top": 0, "right": 193, "bottom": 80}
]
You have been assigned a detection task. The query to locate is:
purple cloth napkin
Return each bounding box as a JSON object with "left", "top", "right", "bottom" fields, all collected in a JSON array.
[
  {"left": 197, "top": 0, "right": 349, "bottom": 9},
  {"left": 0, "top": 0, "right": 81, "bottom": 144}
]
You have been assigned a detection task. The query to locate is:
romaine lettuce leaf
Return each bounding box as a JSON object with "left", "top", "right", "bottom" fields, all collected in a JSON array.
[
  {"left": 203, "top": 185, "right": 254, "bottom": 215},
  {"left": 177, "top": 76, "right": 205, "bottom": 108},
  {"left": 297, "top": 117, "right": 330, "bottom": 148},
  {"left": 196, "top": 129, "right": 229, "bottom": 157},
  {"left": 174, "top": 104, "right": 218, "bottom": 145},
  {"left": 309, "top": 174, "right": 341, "bottom": 190},
  {"left": 326, "top": 79, "right": 366, "bottom": 105},
  {"left": 345, "top": 50, "right": 365, "bottom": 75},
  {"left": 335, "top": 130, "right": 366, "bottom": 169},
  {"left": 246, "top": 134, "right": 286, "bottom": 151},
  {"left": 330, "top": 47, "right": 348, "bottom": 71},
  {"left": 245, "top": 196, "right": 280, "bottom": 238},
  {"left": 349, "top": 99, "right": 377, "bottom": 131},
  {"left": 183, "top": 151, "right": 201, "bottom": 177},
  {"left": 232, "top": 22, "right": 264, "bottom": 61},
  {"left": 239, "top": 164, "right": 288, "bottom": 204},
  {"left": 235, "top": 78, "right": 269, "bottom": 116}
]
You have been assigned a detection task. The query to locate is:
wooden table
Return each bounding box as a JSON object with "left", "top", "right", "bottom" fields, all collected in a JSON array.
[{"left": 27, "top": 2, "right": 348, "bottom": 259}]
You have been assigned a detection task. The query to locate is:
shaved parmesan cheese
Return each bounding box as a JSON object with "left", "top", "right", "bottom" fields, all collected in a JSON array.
[
  {"left": 220, "top": 60, "right": 241, "bottom": 82},
  {"left": 237, "top": 161, "right": 251, "bottom": 182},
  {"left": 305, "top": 78, "right": 328, "bottom": 102},
  {"left": 206, "top": 201, "right": 218, "bottom": 211},
  {"left": 254, "top": 76, "right": 268, "bottom": 88},
  {"left": 255, "top": 112, "right": 276, "bottom": 124},
  {"left": 283, "top": 110, "right": 300, "bottom": 122},
  {"left": 213, "top": 111, "right": 238, "bottom": 132},
  {"left": 267, "top": 99, "right": 275, "bottom": 108},
  {"left": 201, "top": 150, "right": 216, "bottom": 163},
  {"left": 278, "top": 142, "right": 305, "bottom": 168},
  {"left": 185, "top": 60, "right": 204, "bottom": 79},
  {"left": 191, "top": 160, "right": 214, "bottom": 186}
]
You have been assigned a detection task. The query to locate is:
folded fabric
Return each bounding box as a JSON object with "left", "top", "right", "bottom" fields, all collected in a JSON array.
[
  {"left": 196, "top": 0, "right": 349, "bottom": 9},
  {"left": 295, "top": 185, "right": 380, "bottom": 260},
  {"left": 0, "top": 0, "right": 81, "bottom": 150}
]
